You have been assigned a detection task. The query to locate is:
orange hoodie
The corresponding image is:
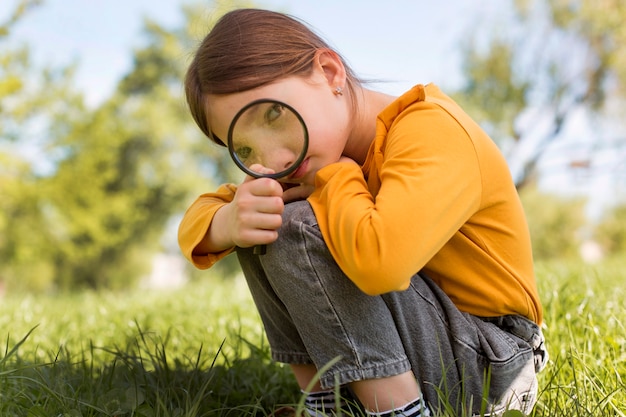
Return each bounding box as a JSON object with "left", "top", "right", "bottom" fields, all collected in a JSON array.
[{"left": 178, "top": 84, "right": 543, "bottom": 324}]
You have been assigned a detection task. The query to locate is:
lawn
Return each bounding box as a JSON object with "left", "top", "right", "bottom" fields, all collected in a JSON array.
[{"left": 0, "top": 257, "right": 624, "bottom": 416}]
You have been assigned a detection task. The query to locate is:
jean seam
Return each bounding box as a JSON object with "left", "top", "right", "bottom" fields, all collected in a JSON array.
[
  {"left": 319, "top": 358, "right": 412, "bottom": 389},
  {"left": 299, "top": 220, "right": 364, "bottom": 370}
]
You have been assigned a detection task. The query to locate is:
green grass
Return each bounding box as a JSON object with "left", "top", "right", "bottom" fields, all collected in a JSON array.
[
  {"left": 0, "top": 258, "right": 625, "bottom": 416},
  {"left": 532, "top": 258, "right": 626, "bottom": 416}
]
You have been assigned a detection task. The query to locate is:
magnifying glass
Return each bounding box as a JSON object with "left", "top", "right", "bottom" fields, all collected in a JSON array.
[{"left": 227, "top": 98, "right": 309, "bottom": 254}]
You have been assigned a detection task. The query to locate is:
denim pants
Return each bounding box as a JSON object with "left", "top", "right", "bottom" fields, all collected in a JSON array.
[{"left": 236, "top": 201, "right": 547, "bottom": 415}]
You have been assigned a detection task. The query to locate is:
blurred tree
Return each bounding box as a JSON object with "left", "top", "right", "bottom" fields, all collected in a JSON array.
[
  {"left": 454, "top": 0, "right": 626, "bottom": 189},
  {"left": 0, "top": 0, "right": 41, "bottom": 36},
  {"left": 1, "top": 0, "right": 252, "bottom": 292},
  {"left": 1, "top": 0, "right": 86, "bottom": 292},
  {"left": 38, "top": 0, "right": 254, "bottom": 290},
  {"left": 519, "top": 185, "right": 586, "bottom": 260},
  {"left": 595, "top": 203, "right": 626, "bottom": 256}
]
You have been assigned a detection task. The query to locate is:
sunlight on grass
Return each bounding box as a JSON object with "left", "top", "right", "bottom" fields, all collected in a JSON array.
[
  {"left": 0, "top": 274, "right": 263, "bottom": 366},
  {"left": 1, "top": 261, "right": 625, "bottom": 416},
  {"left": 533, "top": 258, "right": 626, "bottom": 416}
]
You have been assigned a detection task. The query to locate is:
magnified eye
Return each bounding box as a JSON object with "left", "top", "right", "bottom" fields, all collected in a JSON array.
[
  {"left": 236, "top": 146, "right": 253, "bottom": 161},
  {"left": 265, "top": 103, "right": 285, "bottom": 123}
]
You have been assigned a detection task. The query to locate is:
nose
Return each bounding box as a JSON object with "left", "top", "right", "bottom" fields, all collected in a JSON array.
[{"left": 261, "top": 147, "right": 296, "bottom": 173}]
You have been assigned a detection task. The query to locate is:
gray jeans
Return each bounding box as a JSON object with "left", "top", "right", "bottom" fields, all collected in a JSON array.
[{"left": 236, "top": 201, "right": 547, "bottom": 415}]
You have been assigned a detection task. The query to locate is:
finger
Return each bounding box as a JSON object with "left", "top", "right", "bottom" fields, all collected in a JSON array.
[
  {"left": 246, "top": 177, "right": 284, "bottom": 197},
  {"left": 236, "top": 227, "right": 280, "bottom": 248},
  {"left": 247, "top": 164, "right": 276, "bottom": 176},
  {"left": 254, "top": 211, "right": 283, "bottom": 230},
  {"left": 238, "top": 211, "right": 283, "bottom": 232},
  {"left": 236, "top": 211, "right": 283, "bottom": 244},
  {"left": 234, "top": 186, "right": 284, "bottom": 217},
  {"left": 249, "top": 195, "right": 284, "bottom": 215}
]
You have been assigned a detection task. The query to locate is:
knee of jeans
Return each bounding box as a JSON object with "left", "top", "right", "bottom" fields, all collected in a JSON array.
[
  {"left": 268, "top": 201, "right": 318, "bottom": 254},
  {"left": 258, "top": 202, "right": 322, "bottom": 276},
  {"left": 282, "top": 201, "right": 318, "bottom": 233},
  {"left": 283, "top": 200, "right": 315, "bottom": 223}
]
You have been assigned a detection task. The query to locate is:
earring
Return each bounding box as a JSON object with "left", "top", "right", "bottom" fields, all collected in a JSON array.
[{"left": 333, "top": 86, "right": 343, "bottom": 96}]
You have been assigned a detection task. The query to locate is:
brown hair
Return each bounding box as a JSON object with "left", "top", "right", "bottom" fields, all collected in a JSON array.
[{"left": 185, "top": 8, "right": 361, "bottom": 146}]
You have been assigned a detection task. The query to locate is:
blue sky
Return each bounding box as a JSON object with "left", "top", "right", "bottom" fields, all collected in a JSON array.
[{"left": 4, "top": 0, "right": 507, "bottom": 105}]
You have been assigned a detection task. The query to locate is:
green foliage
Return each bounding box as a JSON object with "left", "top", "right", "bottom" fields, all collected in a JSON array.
[
  {"left": 0, "top": 156, "right": 55, "bottom": 292},
  {"left": 595, "top": 203, "right": 626, "bottom": 256},
  {"left": 546, "top": 0, "right": 626, "bottom": 102},
  {"left": 39, "top": 93, "right": 192, "bottom": 289},
  {"left": 519, "top": 186, "right": 586, "bottom": 260},
  {"left": 0, "top": 260, "right": 625, "bottom": 415},
  {"left": 520, "top": 189, "right": 626, "bottom": 263},
  {"left": 1, "top": 1, "right": 251, "bottom": 292},
  {"left": 1, "top": 2, "right": 85, "bottom": 292},
  {"left": 453, "top": 40, "right": 529, "bottom": 142},
  {"left": 454, "top": 0, "right": 626, "bottom": 188},
  {"left": 30, "top": 10, "right": 219, "bottom": 290},
  {"left": 0, "top": 0, "right": 42, "bottom": 38}
]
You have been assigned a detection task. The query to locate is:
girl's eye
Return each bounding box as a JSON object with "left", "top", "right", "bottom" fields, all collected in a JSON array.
[
  {"left": 236, "top": 146, "right": 252, "bottom": 161},
  {"left": 265, "top": 103, "right": 284, "bottom": 123}
]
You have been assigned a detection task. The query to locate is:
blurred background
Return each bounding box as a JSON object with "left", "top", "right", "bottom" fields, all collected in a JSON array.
[{"left": 1, "top": 0, "right": 625, "bottom": 294}]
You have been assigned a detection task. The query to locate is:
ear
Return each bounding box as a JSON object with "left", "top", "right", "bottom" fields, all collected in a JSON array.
[{"left": 313, "top": 48, "right": 347, "bottom": 91}]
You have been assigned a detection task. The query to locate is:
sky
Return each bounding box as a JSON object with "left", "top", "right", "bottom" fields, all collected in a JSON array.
[{"left": 3, "top": 0, "right": 509, "bottom": 106}]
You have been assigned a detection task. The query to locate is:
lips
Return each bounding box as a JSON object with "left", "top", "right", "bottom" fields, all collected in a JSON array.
[{"left": 288, "top": 157, "right": 309, "bottom": 181}]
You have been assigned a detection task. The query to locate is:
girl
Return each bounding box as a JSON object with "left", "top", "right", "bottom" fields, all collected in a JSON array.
[{"left": 179, "top": 8, "right": 547, "bottom": 417}]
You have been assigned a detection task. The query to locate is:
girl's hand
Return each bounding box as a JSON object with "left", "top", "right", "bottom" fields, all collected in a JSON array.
[
  {"left": 225, "top": 167, "right": 285, "bottom": 248},
  {"left": 204, "top": 167, "right": 284, "bottom": 252}
]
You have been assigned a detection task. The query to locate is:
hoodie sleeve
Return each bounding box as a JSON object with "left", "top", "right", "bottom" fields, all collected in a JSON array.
[
  {"left": 307, "top": 102, "right": 482, "bottom": 295},
  {"left": 178, "top": 183, "right": 238, "bottom": 269}
]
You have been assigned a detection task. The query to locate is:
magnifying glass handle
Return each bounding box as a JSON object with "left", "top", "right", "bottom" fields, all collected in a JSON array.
[{"left": 253, "top": 244, "right": 267, "bottom": 255}]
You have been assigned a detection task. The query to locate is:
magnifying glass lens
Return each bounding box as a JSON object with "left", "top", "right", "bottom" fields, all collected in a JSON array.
[{"left": 228, "top": 99, "right": 309, "bottom": 179}]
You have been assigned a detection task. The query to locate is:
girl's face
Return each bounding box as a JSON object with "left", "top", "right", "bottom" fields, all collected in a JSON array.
[{"left": 206, "top": 73, "right": 352, "bottom": 185}]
